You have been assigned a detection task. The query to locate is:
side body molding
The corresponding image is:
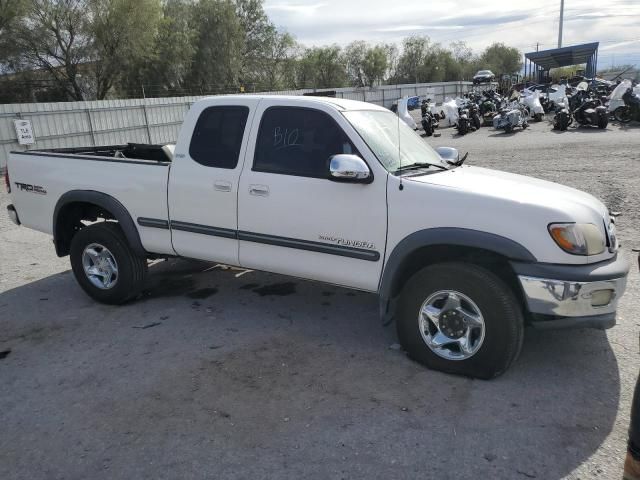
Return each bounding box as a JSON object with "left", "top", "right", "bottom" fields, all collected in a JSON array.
[
  {"left": 53, "top": 190, "right": 146, "bottom": 257},
  {"left": 378, "top": 228, "right": 537, "bottom": 324}
]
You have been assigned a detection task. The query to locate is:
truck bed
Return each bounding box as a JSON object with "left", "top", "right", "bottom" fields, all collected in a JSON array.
[{"left": 25, "top": 143, "right": 174, "bottom": 164}]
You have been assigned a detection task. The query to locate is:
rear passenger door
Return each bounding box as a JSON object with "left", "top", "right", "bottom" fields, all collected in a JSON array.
[{"left": 168, "top": 99, "right": 259, "bottom": 265}]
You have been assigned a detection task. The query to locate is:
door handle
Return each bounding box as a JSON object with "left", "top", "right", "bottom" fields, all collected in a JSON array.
[
  {"left": 214, "top": 181, "right": 232, "bottom": 192},
  {"left": 249, "top": 184, "right": 269, "bottom": 196}
]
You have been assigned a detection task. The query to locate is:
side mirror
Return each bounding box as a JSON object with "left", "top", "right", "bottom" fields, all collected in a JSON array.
[
  {"left": 435, "top": 147, "right": 459, "bottom": 162},
  {"left": 328, "top": 154, "right": 372, "bottom": 183}
]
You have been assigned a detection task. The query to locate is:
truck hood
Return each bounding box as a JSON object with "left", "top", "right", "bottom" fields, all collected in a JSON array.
[{"left": 410, "top": 165, "right": 609, "bottom": 219}]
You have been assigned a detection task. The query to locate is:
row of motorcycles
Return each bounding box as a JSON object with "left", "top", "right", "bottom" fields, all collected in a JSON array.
[
  {"left": 404, "top": 78, "right": 639, "bottom": 138},
  {"left": 551, "top": 82, "right": 608, "bottom": 131},
  {"left": 434, "top": 88, "right": 545, "bottom": 135}
]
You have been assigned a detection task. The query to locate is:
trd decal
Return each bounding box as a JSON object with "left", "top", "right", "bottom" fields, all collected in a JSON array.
[
  {"left": 14, "top": 182, "right": 47, "bottom": 195},
  {"left": 318, "top": 234, "right": 376, "bottom": 250}
]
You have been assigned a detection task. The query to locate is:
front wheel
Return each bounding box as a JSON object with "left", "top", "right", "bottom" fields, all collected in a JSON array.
[
  {"left": 598, "top": 114, "right": 608, "bottom": 129},
  {"left": 396, "top": 263, "right": 524, "bottom": 379},
  {"left": 70, "top": 222, "right": 147, "bottom": 304},
  {"left": 614, "top": 106, "right": 632, "bottom": 123},
  {"left": 472, "top": 114, "right": 481, "bottom": 130},
  {"left": 422, "top": 119, "right": 433, "bottom": 136}
]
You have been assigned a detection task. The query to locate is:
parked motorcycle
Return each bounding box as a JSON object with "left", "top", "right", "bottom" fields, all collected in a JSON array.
[
  {"left": 493, "top": 103, "right": 528, "bottom": 133},
  {"left": 420, "top": 99, "right": 439, "bottom": 136},
  {"left": 455, "top": 107, "right": 473, "bottom": 135},
  {"left": 613, "top": 86, "right": 640, "bottom": 123},
  {"left": 569, "top": 82, "right": 608, "bottom": 129},
  {"left": 521, "top": 89, "right": 545, "bottom": 121},
  {"left": 466, "top": 100, "right": 482, "bottom": 130},
  {"left": 479, "top": 90, "right": 502, "bottom": 125},
  {"left": 552, "top": 97, "right": 572, "bottom": 131}
]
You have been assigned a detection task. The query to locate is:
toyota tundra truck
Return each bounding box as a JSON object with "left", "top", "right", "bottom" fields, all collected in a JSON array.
[{"left": 4, "top": 95, "right": 630, "bottom": 379}]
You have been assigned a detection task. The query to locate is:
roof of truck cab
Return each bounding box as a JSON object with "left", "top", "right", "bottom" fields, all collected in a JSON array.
[{"left": 198, "top": 94, "right": 389, "bottom": 112}]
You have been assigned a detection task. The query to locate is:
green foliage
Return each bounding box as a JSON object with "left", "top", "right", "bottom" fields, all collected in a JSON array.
[
  {"left": 188, "top": 0, "right": 243, "bottom": 91},
  {"left": 1, "top": 1, "right": 528, "bottom": 102},
  {"left": 90, "top": 0, "right": 163, "bottom": 99},
  {"left": 362, "top": 45, "right": 388, "bottom": 87},
  {"left": 480, "top": 43, "right": 522, "bottom": 75},
  {"left": 297, "top": 45, "right": 346, "bottom": 89}
]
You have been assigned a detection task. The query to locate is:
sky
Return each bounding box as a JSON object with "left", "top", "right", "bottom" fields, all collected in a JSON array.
[{"left": 263, "top": 0, "right": 640, "bottom": 68}]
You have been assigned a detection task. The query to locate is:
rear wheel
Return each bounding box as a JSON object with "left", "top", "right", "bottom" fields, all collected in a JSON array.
[
  {"left": 70, "top": 222, "right": 147, "bottom": 304},
  {"left": 396, "top": 263, "right": 524, "bottom": 379},
  {"left": 504, "top": 124, "right": 513, "bottom": 133},
  {"left": 614, "top": 106, "right": 632, "bottom": 123},
  {"left": 534, "top": 112, "right": 544, "bottom": 122}
]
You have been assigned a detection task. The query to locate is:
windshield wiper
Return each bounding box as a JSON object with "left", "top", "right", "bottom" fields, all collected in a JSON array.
[
  {"left": 394, "top": 162, "right": 448, "bottom": 174},
  {"left": 446, "top": 152, "right": 469, "bottom": 167}
]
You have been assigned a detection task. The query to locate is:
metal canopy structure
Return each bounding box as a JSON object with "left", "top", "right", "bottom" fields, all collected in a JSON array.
[{"left": 524, "top": 42, "right": 599, "bottom": 83}]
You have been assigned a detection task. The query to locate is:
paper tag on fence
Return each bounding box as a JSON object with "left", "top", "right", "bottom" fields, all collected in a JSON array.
[{"left": 14, "top": 119, "right": 35, "bottom": 145}]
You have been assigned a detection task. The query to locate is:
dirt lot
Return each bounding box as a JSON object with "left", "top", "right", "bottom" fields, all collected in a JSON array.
[{"left": 1, "top": 119, "right": 639, "bottom": 480}]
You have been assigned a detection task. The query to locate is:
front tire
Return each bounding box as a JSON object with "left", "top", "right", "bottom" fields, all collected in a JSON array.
[
  {"left": 70, "top": 222, "right": 147, "bottom": 304},
  {"left": 472, "top": 114, "right": 481, "bottom": 130},
  {"left": 396, "top": 263, "right": 524, "bottom": 379},
  {"left": 598, "top": 114, "right": 608, "bottom": 129}
]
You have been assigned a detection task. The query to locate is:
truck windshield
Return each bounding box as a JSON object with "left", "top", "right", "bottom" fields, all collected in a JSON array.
[{"left": 342, "top": 110, "right": 448, "bottom": 174}]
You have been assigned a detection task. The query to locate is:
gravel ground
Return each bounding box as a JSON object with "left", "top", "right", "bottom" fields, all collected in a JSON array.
[{"left": 1, "top": 119, "right": 639, "bottom": 480}]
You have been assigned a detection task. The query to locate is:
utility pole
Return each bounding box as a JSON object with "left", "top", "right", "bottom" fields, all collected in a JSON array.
[
  {"left": 557, "top": 0, "right": 564, "bottom": 48},
  {"left": 536, "top": 42, "right": 539, "bottom": 52}
]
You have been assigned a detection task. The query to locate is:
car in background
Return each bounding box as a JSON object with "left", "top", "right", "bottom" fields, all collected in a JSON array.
[{"left": 473, "top": 70, "right": 495, "bottom": 84}]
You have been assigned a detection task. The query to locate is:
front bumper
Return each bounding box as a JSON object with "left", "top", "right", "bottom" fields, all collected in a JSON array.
[{"left": 512, "top": 254, "right": 630, "bottom": 330}]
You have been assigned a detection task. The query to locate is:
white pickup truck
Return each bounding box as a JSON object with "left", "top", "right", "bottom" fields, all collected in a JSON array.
[{"left": 5, "top": 95, "right": 630, "bottom": 379}]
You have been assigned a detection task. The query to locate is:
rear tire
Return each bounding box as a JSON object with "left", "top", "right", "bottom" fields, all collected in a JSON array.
[
  {"left": 396, "top": 263, "right": 524, "bottom": 379},
  {"left": 70, "top": 222, "right": 147, "bottom": 305},
  {"left": 613, "top": 106, "right": 631, "bottom": 123}
]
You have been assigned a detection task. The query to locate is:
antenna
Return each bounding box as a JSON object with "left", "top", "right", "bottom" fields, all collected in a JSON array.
[{"left": 398, "top": 98, "right": 403, "bottom": 191}]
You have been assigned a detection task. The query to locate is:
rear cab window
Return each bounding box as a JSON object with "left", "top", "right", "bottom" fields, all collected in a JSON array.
[{"left": 189, "top": 106, "right": 249, "bottom": 168}]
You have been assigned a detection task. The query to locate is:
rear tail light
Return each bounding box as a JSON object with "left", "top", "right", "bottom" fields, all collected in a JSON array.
[{"left": 4, "top": 169, "right": 9, "bottom": 193}]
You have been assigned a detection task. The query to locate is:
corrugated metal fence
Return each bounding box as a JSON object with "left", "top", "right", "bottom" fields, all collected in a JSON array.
[{"left": 0, "top": 81, "right": 472, "bottom": 170}]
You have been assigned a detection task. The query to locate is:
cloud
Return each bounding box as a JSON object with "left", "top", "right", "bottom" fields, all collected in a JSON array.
[{"left": 264, "top": 0, "right": 640, "bottom": 65}]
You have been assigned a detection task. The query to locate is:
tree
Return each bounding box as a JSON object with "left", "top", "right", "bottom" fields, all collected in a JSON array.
[
  {"left": 480, "top": 43, "right": 522, "bottom": 75},
  {"left": 11, "top": 0, "right": 92, "bottom": 100},
  {"left": 89, "top": 0, "right": 162, "bottom": 99},
  {"left": 450, "top": 41, "right": 476, "bottom": 80},
  {"left": 256, "top": 28, "right": 297, "bottom": 90},
  {"left": 0, "top": 0, "right": 26, "bottom": 68},
  {"left": 189, "top": 0, "right": 244, "bottom": 92},
  {"left": 395, "top": 35, "right": 429, "bottom": 83},
  {"left": 343, "top": 40, "right": 367, "bottom": 87},
  {"left": 119, "top": 0, "right": 196, "bottom": 97},
  {"left": 362, "top": 45, "right": 388, "bottom": 87},
  {"left": 301, "top": 45, "right": 346, "bottom": 89}
]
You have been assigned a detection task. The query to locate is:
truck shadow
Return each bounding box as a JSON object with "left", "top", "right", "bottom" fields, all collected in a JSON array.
[{"left": 0, "top": 259, "right": 621, "bottom": 479}]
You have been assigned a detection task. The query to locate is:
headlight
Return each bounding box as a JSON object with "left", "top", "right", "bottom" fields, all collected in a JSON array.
[{"left": 548, "top": 223, "right": 605, "bottom": 256}]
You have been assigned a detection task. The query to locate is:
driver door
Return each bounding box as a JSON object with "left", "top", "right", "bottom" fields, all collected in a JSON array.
[{"left": 237, "top": 100, "right": 387, "bottom": 291}]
